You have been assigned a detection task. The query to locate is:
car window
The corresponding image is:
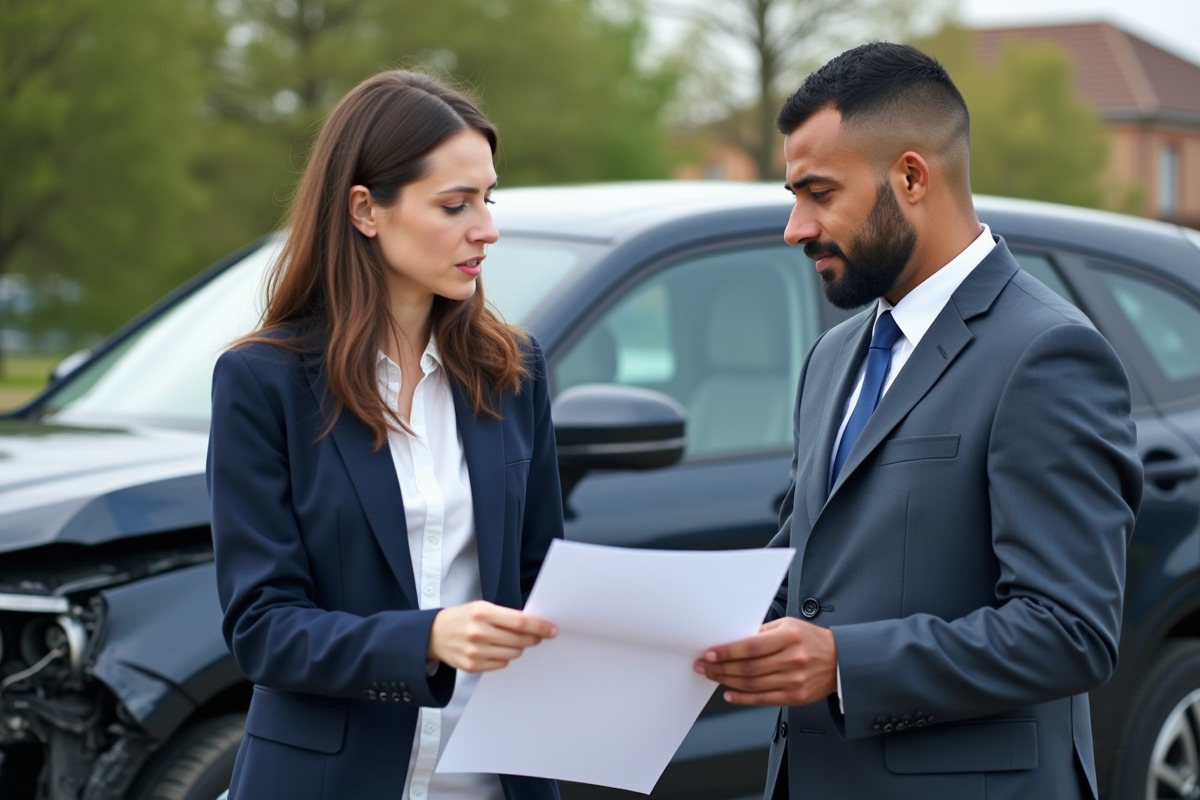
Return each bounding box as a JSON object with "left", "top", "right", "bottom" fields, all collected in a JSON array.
[
  {"left": 41, "top": 235, "right": 594, "bottom": 426},
  {"left": 554, "top": 243, "right": 819, "bottom": 459},
  {"left": 1012, "top": 251, "right": 1078, "bottom": 306},
  {"left": 1098, "top": 269, "right": 1200, "bottom": 388}
]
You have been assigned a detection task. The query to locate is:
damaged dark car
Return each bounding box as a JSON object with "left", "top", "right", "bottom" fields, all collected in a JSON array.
[{"left": 4, "top": 183, "right": 1200, "bottom": 800}]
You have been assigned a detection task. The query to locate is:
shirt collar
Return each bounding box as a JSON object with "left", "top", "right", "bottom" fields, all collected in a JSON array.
[
  {"left": 880, "top": 224, "right": 994, "bottom": 348},
  {"left": 375, "top": 334, "right": 443, "bottom": 376}
]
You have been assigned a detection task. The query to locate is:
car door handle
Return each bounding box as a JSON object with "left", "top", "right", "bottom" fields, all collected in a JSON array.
[{"left": 1142, "top": 454, "right": 1200, "bottom": 491}]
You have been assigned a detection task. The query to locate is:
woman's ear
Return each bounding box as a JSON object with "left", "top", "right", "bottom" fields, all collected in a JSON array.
[{"left": 348, "top": 185, "right": 377, "bottom": 237}]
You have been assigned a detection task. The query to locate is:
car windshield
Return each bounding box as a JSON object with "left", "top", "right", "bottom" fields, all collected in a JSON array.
[{"left": 42, "top": 235, "right": 593, "bottom": 427}]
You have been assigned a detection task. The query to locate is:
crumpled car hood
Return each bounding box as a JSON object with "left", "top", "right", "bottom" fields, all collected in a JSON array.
[{"left": 0, "top": 418, "right": 209, "bottom": 552}]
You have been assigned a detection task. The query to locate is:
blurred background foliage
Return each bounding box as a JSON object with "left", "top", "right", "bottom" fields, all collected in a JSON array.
[{"left": 0, "top": 0, "right": 1117, "bottom": 360}]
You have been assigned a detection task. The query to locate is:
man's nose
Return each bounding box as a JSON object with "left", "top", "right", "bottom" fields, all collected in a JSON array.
[{"left": 784, "top": 206, "right": 818, "bottom": 246}]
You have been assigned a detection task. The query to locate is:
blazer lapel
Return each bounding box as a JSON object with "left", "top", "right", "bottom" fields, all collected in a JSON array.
[
  {"left": 806, "top": 310, "right": 874, "bottom": 526},
  {"left": 452, "top": 383, "right": 506, "bottom": 603},
  {"left": 826, "top": 240, "right": 1019, "bottom": 498},
  {"left": 305, "top": 356, "right": 419, "bottom": 607}
]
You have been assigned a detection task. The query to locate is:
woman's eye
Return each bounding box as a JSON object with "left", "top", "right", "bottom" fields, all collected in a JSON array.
[
  {"left": 444, "top": 204, "right": 468, "bottom": 215},
  {"left": 485, "top": 196, "right": 495, "bottom": 206}
]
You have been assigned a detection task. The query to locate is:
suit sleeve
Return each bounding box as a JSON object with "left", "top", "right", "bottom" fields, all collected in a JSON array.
[
  {"left": 207, "top": 347, "right": 453, "bottom": 706},
  {"left": 519, "top": 338, "right": 564, "bottom": 603},
  {"left": 831, "top": 322, "right": 1142, "bottom": 739}
]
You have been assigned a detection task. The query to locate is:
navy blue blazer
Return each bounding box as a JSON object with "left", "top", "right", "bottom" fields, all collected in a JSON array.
[{"left": 207, "top": 334, "right": 562, "bottom": 800}]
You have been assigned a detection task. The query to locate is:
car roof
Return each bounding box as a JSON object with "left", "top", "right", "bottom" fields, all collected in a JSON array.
[
  {"left": 491, "top": 181, "right": 1200, "bottom": 274},
  {"left": 491, "top": 181, "right": 790, "bottom": 242}
]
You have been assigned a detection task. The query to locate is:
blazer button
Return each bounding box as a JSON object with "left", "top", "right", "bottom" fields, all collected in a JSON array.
[
  {"left": 800, "top": 598, "right": 821, "bottom": 618},
  {"left": 402, "top": 692, "right": 415, "bottom": 703},
  {"left": 779, "top": 721, "right": 788, "bottom": 739},
  {"left": 365, "top": 689, "right": 378, "bottom": 701}
]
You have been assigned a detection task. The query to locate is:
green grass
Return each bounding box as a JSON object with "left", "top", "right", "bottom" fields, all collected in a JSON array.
[{"left": 0, "top": 353, "right": 62, "bottom": 411}]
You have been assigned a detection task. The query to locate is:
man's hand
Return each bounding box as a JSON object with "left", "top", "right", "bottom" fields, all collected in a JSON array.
[
  {"left": 429, "top": 601, "right": 557, "bottom": 673},
  {"left": 694, "top": 617, "right": 838, "bottom": 706}
]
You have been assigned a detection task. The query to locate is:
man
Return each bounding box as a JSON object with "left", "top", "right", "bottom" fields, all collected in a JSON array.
[{"left": 695, "top": 42, "right": 1142, "bottom": 800}]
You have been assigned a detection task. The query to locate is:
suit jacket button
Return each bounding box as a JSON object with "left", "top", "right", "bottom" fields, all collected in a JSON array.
[
  {"left": 402, "top": 692, "right": 415, "bottom": 703},
  {"left": 779, "top": 721, "right": 788, "bottom": 739},
  {"left": 883, "top": 723, "right": 894, "bottom": 733},
  {"left": 800, "top": 598, "right": 820, "bottom": 618},
  {"left": 365, "top": 689, "right": 378, "bottom": 701}
]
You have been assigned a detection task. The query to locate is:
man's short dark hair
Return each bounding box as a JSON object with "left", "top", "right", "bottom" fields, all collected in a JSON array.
[{"left": 776, "top": 42, "right": 969, "bottom": 150}]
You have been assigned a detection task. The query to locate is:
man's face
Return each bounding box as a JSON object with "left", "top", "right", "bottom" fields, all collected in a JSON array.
[{"left": 783, "top": 108, "right": 917, "bottom": 309}]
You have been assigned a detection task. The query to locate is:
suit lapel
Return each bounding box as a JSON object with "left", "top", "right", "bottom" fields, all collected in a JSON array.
[
  {"left": 453, "top": 383, "right": 506, "bottom": 603},
  {"left": 825, "top": 240, "right": 1020, "bottom": 498},
  {"left": 806, "top": 311, "right": 874, "bottom": 527},
  {"left": 305, "top": 357, "right": 420, "bottom": 608}
]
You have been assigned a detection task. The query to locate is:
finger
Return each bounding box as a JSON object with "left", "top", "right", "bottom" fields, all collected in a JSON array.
[
  {"left": 721, "top": 687, "right": 800, "bottom": 706},
  {"left": 487, "top": 607, "right": 558, "bottom": 639},
  {"left": 703, "top": 632, "right": 786, "bottom": 664},
  {"left": 469, "top": 627, "right": 546, "bottom": 652},
  {"left": 696, "top": 652, "right": 788, "bottom": 682}
]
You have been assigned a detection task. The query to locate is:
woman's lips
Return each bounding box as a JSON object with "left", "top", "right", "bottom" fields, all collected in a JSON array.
[{"left": 457, "top": 256, "right": 484, "bottom": 276}]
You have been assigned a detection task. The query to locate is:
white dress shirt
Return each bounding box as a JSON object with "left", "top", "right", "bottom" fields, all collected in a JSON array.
[
  {"left": 829, "top": 225, "right": 996, "bottom": 472},
  {"left": 830, "top": 225, "right": 995, "bottom": 710},
  {"left": 377, "top": 338, "right": 504, "bottom": 800}
]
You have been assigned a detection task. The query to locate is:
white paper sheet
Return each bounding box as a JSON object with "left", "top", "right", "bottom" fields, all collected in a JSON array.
[{"left": 436, "top": 539, "right": 795, "bottom": 794}]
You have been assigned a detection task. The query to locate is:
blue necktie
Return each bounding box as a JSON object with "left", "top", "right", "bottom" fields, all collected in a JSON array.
[{"left": 830, "top": 311, "right": 902, "bottom": 489}]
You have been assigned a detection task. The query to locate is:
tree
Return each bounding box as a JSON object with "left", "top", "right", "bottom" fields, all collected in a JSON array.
[
  {"left": 918, "top": 26, "right": 1110, "bottom": 209},
  {"left": 650, "top": 0, "right": 952, "bottom": 179},
  {"left": 374, "top": 0, "right": 676, "bottom": 185},
  {"left": 0, "top": 0, "right": 207, "bottom": 356},
  {"left": 196, "top": 0, "right": 678, "bottom": 244}
]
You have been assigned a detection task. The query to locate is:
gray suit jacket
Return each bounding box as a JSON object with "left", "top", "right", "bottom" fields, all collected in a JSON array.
[{"left": 764, "top": 239, "right": 1142, "bottom": 800}]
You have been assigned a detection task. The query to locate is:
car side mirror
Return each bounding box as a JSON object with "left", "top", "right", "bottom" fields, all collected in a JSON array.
[{"left": 553, "top": 383, "right": 686, "bottom": 501}]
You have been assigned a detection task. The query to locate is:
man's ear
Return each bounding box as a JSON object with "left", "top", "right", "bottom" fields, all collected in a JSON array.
[
  {"left": 348, "top": 185, "right": 378, "bottom": 237},
  {"left": 892, "top": 151, "right": 930, "bottom": 205}
]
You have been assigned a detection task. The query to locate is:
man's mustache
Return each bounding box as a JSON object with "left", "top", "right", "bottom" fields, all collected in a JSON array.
[{"left": 805, "top": 241, "right": 845, "bottom": 261}]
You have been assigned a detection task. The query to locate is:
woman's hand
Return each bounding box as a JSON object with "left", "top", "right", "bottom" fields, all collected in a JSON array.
[{"left": 429, "top": 601, "right": 557, "bottom": 673}]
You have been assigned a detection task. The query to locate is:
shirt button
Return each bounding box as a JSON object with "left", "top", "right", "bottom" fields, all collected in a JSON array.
[
  {"left": 423, "top": 585, "right": 435, "bottom": 597},
  {"left": 427, "top": 535, "right": 439, "bottom": 545},
  {"left": 413, "top": 787, "right": 426, "bottom": 796},
  {"left": 425, "top": 723, "right": 436, "bottom": 735}
]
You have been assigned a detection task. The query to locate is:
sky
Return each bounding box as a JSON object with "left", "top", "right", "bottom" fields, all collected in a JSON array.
[{"left": 960, "top": 0, "right": 1200, "bottom": 66}]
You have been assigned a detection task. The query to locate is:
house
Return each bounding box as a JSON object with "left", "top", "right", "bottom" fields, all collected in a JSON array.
[{"left": 975, "top": 22, "right": 1200, "bottom": 228}]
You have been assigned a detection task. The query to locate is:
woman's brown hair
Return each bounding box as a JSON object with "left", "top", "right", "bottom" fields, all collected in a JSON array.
[{"left": 241, "top": 70, "right": 527, "bottom": 448}]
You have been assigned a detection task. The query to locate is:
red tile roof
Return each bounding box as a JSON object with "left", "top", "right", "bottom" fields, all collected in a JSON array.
[{"left": 974, "top": 22, "right": 1200, "bottom": 120}]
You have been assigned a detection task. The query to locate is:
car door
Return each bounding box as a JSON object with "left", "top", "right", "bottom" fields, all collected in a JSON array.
[
  {"left": 549, "top": 238, "right": 821, "bottom": 800},
  {"left": 1004, "top": 242, "right": 1200, "bottom": 798}
]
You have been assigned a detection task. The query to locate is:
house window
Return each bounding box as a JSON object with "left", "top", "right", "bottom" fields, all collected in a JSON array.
[{"left": 1158, "top": 143, "right": 1180, "bottom": 217}]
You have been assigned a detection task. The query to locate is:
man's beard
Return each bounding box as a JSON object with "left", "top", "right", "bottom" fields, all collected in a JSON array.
[{"left": 806, "top": 182, "right": 917, "bottom": 310}]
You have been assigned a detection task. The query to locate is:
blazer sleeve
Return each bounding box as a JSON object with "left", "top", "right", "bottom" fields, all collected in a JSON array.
[
  {"left": 207, "top": 346, "right": 453, "bottom": 707},
  {"left": 832, "top": 321, "right": 1142, "bottom": 739},
  {"left": 518, "top": 338, "right": 564, "bottom": 603}
]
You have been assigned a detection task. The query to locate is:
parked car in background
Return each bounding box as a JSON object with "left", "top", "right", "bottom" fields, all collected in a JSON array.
[{"left": 2, "top": 182, "right": 1200, "bottom": 800}]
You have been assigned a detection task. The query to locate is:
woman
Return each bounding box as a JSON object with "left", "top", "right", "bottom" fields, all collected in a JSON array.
[{"left": 207, "top": 70, "right": 563, "bottom": 800}]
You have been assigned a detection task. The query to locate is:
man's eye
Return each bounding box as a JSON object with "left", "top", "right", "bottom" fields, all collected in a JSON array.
[{"left": 810, "top": 190, "right": 830, "bottom": 202}]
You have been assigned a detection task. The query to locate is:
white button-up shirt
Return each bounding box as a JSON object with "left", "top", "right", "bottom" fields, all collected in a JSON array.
[
  {"left": 830, "top": 225, "right": 996, "bottom": 469},
  {"left": 377, "top": 338, "right": 504, "bottom": 800}
]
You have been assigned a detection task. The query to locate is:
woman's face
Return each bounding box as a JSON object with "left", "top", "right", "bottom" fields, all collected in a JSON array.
[{"left": 351, "top": 128, "right": 499, "bottom": 313}]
